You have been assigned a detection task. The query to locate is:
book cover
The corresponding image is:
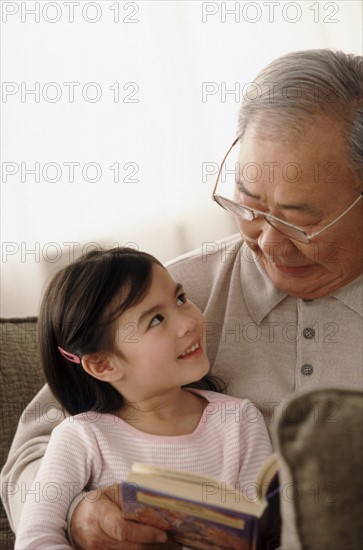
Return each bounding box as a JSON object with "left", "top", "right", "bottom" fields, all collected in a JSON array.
[{"left": 120, "top": 453, "right": 278, "bottom": 550}]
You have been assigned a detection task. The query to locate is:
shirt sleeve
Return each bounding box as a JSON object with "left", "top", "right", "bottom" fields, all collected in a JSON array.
[{"left": 14, "top": 416, "right": 98, "bottom": 549}]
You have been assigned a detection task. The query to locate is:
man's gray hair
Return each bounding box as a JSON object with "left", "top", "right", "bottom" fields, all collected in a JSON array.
[{"left": 238, "top": 49, "right": 363, "bottom": 185}]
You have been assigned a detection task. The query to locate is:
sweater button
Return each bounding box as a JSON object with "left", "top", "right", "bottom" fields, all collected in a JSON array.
[
  {"left": 301, "top": 364, "right": 313, "bottom": 376},
  {"left": 303, "top": 327, "right": 315, "bottom": 339}
]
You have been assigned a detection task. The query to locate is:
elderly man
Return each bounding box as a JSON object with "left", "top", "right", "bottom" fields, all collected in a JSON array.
[{"left": 1, "top": 49, "right": 362, "bottom": 549}]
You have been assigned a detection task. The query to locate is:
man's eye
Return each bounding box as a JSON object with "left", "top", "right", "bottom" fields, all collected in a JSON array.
[
  {"left": 176, "top": 293, "right": 187, "bottom": 306},
  {"left": 149, "top": 314, "right": 164, "bottom": 328},
  {"left": 285, "top": 218, "right": 316, "bottom": 229}
]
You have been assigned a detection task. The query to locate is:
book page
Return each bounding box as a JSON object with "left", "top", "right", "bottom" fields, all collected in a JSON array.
[
  {"left": 255, "top": 453, "right": 279, "bottom": 498},
  {"left": 131, "top": 462, "right": 232, "bottom": 487}
]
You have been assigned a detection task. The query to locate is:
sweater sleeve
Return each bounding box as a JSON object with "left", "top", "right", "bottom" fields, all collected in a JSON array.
[
  {"left": 237, "top": 400, "right": 273, "bottom": 495},
  {"left": 0, "top": 384, "right": 66, "bottom": 533},
  {"left": 14, "top": 416, "right": 98, "bottom": 549}
]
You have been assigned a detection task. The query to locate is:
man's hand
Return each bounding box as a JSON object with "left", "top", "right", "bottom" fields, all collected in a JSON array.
[{"left": 70, "top": 484, "right": 181, "bottom": 550}]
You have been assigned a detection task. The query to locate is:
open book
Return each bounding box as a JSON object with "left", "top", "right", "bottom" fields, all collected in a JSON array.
[{"left": 120, "top": 453, "right": 279, "bottom": 550}]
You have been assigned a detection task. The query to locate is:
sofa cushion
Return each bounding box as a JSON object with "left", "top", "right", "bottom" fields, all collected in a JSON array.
[
  {"left": 0, "top": 318, "right": 44, "bottom": 550},
  {"left": 274, "top": 387, "right": 363, "bottom": 550}
]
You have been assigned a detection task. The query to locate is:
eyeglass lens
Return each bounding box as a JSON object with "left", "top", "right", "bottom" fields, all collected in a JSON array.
[{"left": 216, "top": 195, "right": 309, "bottom": 243}]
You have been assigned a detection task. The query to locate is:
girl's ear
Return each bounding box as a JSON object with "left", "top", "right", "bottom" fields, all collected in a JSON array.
[{"left": 81, "top": 353, "right": 124, "bottom": 382}]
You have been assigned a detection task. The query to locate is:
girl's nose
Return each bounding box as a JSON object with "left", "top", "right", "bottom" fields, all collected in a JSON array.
[{"left": 175, "top": 312, "right": 197, "bottom": 338}]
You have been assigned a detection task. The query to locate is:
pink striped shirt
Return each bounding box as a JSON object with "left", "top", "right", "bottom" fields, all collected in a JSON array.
[{"left": 15, "top": 389, "right": 272, "bottom": 549}]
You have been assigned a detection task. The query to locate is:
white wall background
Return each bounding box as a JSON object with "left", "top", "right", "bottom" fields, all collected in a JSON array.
[{"left": 1, "top": 0, "right": 362, "bottom": 316}]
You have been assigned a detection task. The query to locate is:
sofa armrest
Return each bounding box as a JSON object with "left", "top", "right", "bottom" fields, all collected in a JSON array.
[{"left": 273, "top": 387, "right": 363, "bottom": 550}]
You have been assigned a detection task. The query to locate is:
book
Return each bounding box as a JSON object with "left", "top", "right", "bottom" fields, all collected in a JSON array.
[{"left": 120, "top": 453, "right": 279, "bottom": 550}]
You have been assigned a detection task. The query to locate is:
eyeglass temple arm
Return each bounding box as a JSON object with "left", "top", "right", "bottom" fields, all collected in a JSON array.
[
  {"left": 308, "top": 191, "right": 363, "bottom": 239},
  {"left": 211, "top": 137, "right": 240, "bottom": 198}
]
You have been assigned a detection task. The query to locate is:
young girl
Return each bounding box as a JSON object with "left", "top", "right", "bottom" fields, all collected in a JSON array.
[{"left": 15, "top": 247, "right": 272, "bottom": 549}]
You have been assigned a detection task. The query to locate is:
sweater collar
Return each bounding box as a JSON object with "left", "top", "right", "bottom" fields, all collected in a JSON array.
[
  {"left": 330, "top": 275, "right": 363, "bottom": 317},
  {"left": 239, "top": 243, "right": 287, "bottom": 324},
  {"left": 239, "top": 242, "right": 363, "bottom": 323}
]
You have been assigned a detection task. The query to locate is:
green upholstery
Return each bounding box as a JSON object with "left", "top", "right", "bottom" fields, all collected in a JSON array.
[
  {"left": 274, "top": 387, "right": 363, "bottom": 550},
  {"left": 0, "top": 318, "right": 44, "bottom": 550}
]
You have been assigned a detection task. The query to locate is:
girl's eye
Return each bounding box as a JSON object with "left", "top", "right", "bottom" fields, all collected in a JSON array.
[
  {"left": 176, "top": 293, "right": 187, "bottom": 306},
  {"left": 149, "top": 314, "right": 164, "bottom": 328}
]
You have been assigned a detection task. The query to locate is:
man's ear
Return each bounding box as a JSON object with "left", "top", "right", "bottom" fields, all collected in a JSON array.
[{"left": 81, "top": 352, "right": 123, "bottom": 382}]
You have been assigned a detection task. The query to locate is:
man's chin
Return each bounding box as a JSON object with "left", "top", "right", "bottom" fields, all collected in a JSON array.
[{"left": 262, "top": 262, "right": 323, "bottom": 299}]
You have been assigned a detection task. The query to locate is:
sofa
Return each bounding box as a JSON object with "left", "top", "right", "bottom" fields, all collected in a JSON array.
[
  {"left": 1, "top": 318, "right": 44, "bottom": 549},
  {"left": 1, "top": 317, "right": 362, "bottom": 549}
]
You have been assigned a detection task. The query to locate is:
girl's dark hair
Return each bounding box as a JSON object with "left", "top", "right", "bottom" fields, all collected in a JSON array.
[{"left": 39, "top": 247, "right": 224, "bottom": 416}]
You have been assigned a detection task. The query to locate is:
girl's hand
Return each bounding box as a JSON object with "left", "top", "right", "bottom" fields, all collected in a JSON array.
[{"left": 70, "top": 484, "right": 181, "bottom": 549}]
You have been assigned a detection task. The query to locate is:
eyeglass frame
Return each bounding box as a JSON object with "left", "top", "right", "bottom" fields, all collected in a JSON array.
[{"left": 212, "top": 137, "right": 363, "bottom": 244}]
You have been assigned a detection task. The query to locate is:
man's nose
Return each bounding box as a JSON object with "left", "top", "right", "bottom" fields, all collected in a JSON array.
[{"left": 258, "top": 221, "right": 298, "bottom": 262}]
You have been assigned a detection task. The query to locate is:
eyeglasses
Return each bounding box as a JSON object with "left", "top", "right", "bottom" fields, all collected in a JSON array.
[{"left": 212, "top": 137, "right": 363, "bottom": 244}]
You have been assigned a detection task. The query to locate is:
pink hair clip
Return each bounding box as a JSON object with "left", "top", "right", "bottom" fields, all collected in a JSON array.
[{"left": 57, "top": 346, "right": 81, "bottom": 364}]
